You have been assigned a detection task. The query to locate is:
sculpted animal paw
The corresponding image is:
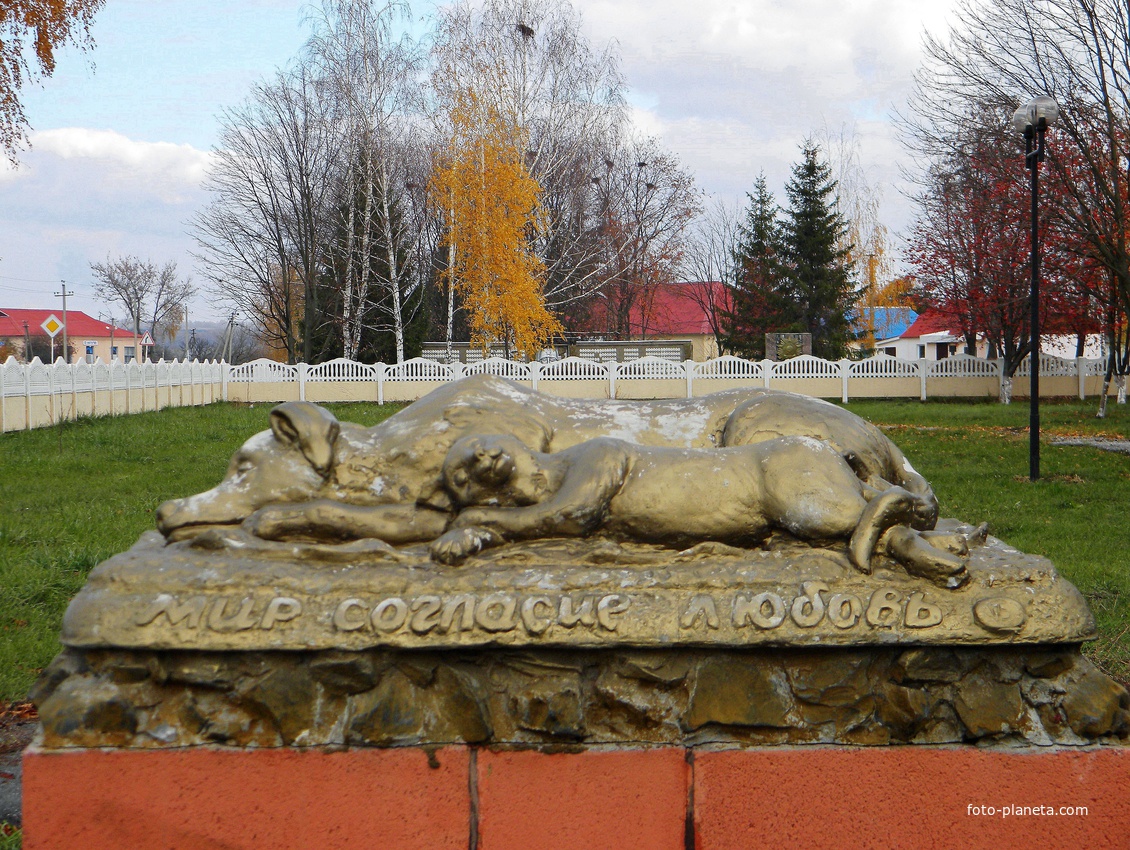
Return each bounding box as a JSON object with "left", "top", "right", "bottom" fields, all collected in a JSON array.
[
  {"left": 244, "top": 506, "right": 303, "bottom": 541},
  {"left": 910, "top": 497, "right": 939, "bottom": 530},
  {"left": 430, "top": 526, "right": 498, "bottom": 565}
]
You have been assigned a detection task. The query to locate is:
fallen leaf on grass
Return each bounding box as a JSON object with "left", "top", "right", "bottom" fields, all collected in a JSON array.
[{"left": 0, "top": 701, "right": 38, "bottom": 723}]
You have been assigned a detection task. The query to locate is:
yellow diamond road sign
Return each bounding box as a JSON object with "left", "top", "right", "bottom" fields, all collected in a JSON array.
[{"left": 41, "top": 314, "right": 63, "bottom": 337}]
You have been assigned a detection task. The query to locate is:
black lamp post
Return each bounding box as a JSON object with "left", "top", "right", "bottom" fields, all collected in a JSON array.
[{"left": 1011, "top": 95, "right": 1059, "bottom": 481}]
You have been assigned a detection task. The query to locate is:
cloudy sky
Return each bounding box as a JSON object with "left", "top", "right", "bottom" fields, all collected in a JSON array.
[{"left": 0, "top": 0, "right": 963, "bottom": 324}]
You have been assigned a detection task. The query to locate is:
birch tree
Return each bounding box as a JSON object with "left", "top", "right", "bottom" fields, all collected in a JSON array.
[
  {"left": 430, "top": 0, "right": 627, "bottom": 311},
  {"left": 1, "top": 0, "right": 105, "bottom": 162},
  {"left": 430, "top": 87, "right": 561, "bottom": 357},
  {"left": 818, "top": 123, "right": 893, "bottom": 349},
  {"left": 308, "top": 0, "right": 424, "bottom": 362}
]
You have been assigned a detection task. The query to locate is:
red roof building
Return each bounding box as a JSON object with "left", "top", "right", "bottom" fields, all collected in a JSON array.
[
  {"left": 0, "top": 309, "right": 148, "bottom": 363},
  {"left": 576, "top": 282, "right": 731, "bottom": 361},
  {"left": 864, "top": 308, "right": 966, "bottom": 361}
]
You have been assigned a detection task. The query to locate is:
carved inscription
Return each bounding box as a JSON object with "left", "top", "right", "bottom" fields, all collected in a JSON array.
[
  {"left": 333, "top": 593, "right": 632, "bottom": 636},
  {"left": 136, "top": 592, "right": 632, "bottom": 636},
  {"left": 137, "top": 594, "right": 303, "bottom": 632},
  {"left": 684, "top": 585, "right": 946, "bottom": 633},
  {"left": 131, "top": 583, "right": 1029, "bottom": 642}
]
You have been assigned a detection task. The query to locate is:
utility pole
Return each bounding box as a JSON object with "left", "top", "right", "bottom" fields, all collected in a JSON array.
[
  {"left": 22, "top": 321, "right": 30, "bottom": 362},
  {"left": 56, "top": 281, "right": 74, "bottom": 363},
  {"left": 132, "top": 305, "right": 140, "bottom": 364},
  {"left": 184, "top": 305, "right": 190, "bottom": 361},
  {"left": 100, "top": 313, "right": 116, "bottom": 361},
  {"left": 225, "top": 313, "right": 237, "bottom": 363}
]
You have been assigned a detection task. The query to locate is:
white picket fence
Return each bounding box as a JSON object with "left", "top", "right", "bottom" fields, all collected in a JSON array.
[
  {"left": 0, "top": 352, "right": 1119, "bottom": 433},
  {"left": 223, "top": 352, "right": 1116, "bottom": 404},
  {"left": 0, "top": 356, "right": 225, "bottom": 433}
]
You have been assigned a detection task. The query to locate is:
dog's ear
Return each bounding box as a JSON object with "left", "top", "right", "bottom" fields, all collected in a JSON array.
[{"left": 269, "top": 402, "right": 340, "bottom": 476}]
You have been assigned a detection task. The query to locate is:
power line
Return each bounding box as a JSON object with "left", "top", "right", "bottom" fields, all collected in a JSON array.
[
  {"left": 0, "top": 282, "right": 99, "bottom": 300},
  {"left": 0, "top": 274, "right": 64, "bottom": 284}
]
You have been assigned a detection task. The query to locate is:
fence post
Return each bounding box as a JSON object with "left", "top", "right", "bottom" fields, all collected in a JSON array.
[
  {"left": 1077, "top": 357, "right": 1086, "bottom": 400},
  {"left": 377, "top": 362, "right": 385, "bottom": 405},
  {"left": 839, "top": 360, "right": 849, "bottom": 403},
  {"left": 762, "top": 359, "right": 772, "bottom": 389},
  {"left": 918, "top": 359, "right": 928, "bottom": 402},
  {"left": 685, "top": 359, "right": 694, "bottom": 399},
  {"left": 530, "top": 361, "right": 541, "bottom": 392},
  {"left": 69, "top": 362, "right": 77, "bottom": 422},
  {"left": 298, "top": 363, "right": 308, "bottom": 402},
  {"left": 24, "top": 361, "right": 31, "bottom": 430},
  {"left": 609, "top": 363, "right": 616, "bottom": 399}
]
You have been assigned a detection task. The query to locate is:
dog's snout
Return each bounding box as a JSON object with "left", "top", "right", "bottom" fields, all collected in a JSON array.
[{"left": 155, "top": 500, "right": 176, "bottom": 532}]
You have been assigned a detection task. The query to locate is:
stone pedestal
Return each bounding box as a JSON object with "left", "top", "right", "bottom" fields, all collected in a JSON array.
[
  {"left": 24, "top": 527, "right": 1130, "bottom": 847},
  {"left": 28, "top": 644, "right": 1130, "bottom": 749}
]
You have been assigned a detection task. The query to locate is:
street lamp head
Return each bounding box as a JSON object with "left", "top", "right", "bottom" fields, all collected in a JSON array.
[
  {"left": 1012, "top": 95, "right": 1060, "bottom": 134},
  {"left": 1031, "top": 95, "right": 1060, "bottom": 126}
]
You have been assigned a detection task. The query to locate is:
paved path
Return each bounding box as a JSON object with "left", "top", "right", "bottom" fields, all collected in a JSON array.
[
  {"left": 1050, "top": 437, "right": 1130, "bottom": 455},
  {"left": 0, "top": 714, "right": 34, "bottom": 828}
]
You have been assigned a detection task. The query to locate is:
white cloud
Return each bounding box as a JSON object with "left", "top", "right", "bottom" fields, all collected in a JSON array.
[
  {"left": 575, "top": 0, "right": 963, "bottom": 236},
  {"left": 26, "top": 128, "right": 212, "bottom": 203},
  {"left": 0, "top": 129, "right": 214, "bottom": 318}
]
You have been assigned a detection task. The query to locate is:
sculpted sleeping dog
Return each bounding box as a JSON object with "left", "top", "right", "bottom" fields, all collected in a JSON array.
[{"left": 156, "top": 375, "right": 940, "bottom": 557}]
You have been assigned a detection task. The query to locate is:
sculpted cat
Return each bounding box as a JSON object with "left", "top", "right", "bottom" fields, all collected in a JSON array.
[{"left": 431, "top": 433, "right": 968, "bottom": 586}]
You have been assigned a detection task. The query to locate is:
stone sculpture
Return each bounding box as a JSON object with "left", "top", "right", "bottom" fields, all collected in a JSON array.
[
  {"left": 40, "top": 375, "right": 1129, "bottom": 750},
  {"left": 155, "top": 375, "right": 940, "bottom": 546},
  {"left": 433, "top": 433, "right": 973, "bottom": 586}
]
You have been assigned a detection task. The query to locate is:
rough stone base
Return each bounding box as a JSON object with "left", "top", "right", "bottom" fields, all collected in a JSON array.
[{"left": 31, "top": 644, "right": 1129, "bottom": 749}]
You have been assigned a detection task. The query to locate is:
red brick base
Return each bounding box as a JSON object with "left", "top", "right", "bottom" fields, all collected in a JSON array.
[{"left": 22, "top": 745, "right": 1130, "bottom": 849}]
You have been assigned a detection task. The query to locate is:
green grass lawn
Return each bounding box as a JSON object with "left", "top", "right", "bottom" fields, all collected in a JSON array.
[{"left": 0, "top": 396, "right": 1126, "bottom": 704}]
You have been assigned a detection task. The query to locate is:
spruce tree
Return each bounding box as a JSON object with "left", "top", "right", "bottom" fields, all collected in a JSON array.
[
  {"left": 724, "top": 173, "right": 785, "bottom": 358},
  {"left": 780, "top": 142, "right": 856, "bottom": 358}
]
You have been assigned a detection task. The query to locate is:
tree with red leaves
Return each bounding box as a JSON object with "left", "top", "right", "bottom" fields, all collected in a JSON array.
[
  {"left": 900, "top": 0, "right": 1130, "bottom": 410},
  {"left": 905, "top": 117, "right": 1100, "bottom": 389}
]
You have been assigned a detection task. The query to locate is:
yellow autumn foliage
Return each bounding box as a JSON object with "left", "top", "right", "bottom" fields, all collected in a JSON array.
[{"left": 430, "top": 89, "right": 562, "bottom": 357}]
